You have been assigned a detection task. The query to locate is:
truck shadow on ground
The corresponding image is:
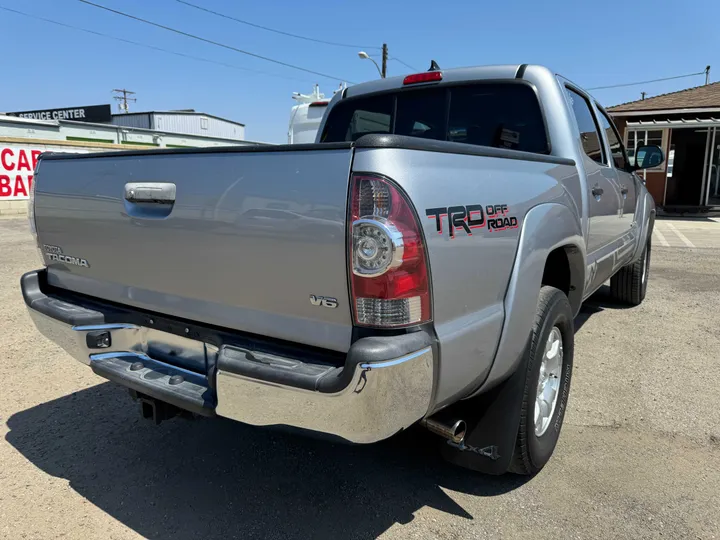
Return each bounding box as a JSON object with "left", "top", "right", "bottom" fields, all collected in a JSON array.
[
  {"left": 574, "top": 285, "right": 635, "bottom": 333},
  {"left": 6, "top": 383, "right": 528, "bottom": 539}
]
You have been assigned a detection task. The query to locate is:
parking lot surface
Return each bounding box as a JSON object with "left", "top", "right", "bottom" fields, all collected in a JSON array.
[{"left": 1, "top": 216, "right": 719, "bottom": 540}]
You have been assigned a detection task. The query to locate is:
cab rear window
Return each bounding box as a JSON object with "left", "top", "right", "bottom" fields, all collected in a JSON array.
[{"left": 321, "top": 83, "right": 549, "bottom": 154}]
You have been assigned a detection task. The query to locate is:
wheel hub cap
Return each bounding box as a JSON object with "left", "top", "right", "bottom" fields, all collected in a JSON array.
[{"left": 534, "top": 326, "right": 563, "bottom": 437}]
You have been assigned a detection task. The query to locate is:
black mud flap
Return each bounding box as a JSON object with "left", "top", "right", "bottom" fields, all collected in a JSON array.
[{"left": 440, "top": 336, "right": 531, "bottom": 475}]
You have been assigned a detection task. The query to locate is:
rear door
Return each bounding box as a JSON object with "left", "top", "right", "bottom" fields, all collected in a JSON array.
[
  {"left": 564, "top": 86, "right": 623, "bottom": 253},
  {"left": 35, "top": 147, "right": 354, "bottom": 352}
]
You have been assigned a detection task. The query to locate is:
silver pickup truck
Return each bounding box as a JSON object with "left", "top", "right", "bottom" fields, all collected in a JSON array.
[{"left": 22, "top": 64, "right": 662, "bottom": 475}]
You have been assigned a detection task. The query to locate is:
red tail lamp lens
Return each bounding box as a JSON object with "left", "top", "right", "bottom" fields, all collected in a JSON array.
[{"left": 349, "top": 174, "right": 431, "bottom": 327}]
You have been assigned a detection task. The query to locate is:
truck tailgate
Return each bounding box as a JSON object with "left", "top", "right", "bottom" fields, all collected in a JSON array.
[{"left": 34, "top": 146, "right": 354, "bottom": 352}]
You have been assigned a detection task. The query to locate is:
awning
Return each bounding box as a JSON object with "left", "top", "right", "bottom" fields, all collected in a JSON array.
[{"left": 626, "top": 118, "right": 720, "bottom": 129}]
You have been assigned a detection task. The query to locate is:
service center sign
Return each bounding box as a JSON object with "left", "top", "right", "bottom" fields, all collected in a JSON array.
[
  {"left": 6, "top": 104, "right": 112, "bottom": 123},
  {"left": 0, "top": 145, "right": 87, "bottom": 200}
]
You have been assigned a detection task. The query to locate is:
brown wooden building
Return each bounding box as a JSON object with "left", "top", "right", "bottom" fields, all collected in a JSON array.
[{"left": 608, "top": 82, "right": 720, "bottom": 211}]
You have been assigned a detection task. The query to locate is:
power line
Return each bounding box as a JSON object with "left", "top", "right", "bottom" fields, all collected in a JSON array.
[
  {"left": 172, "top": 0, "right": 421, "bottom": 79},
  {"left": 75, "top": 0, "right": 355, "bottom": 84},
  {"left": 0, "top": 6, "right": 314, "bottom": 84},
  {"left": 173, "top": 0, "right": 380, "bottom": 50},
  {"left": 390, "top": 57, "right": 420, "bottom": 72},
  {"left": 588, "top": 71, "right": 706, "bottom": 91}
]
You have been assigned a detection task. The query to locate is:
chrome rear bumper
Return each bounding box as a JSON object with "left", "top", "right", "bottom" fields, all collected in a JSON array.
[
  {"left": 23, "top": 270, "right": 434, "bottom": 443},
  {"left": 215, "top": 347, "right": 433, "bottom": 443}
]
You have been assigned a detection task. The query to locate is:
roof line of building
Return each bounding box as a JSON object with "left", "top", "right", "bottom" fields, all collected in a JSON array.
[
  {"left": 0, "top": 114, "right": 266, "bottom": 144},
  {"left": 607, "top": 80, "right": 720, "bottom": 111},
  {"left": 112, "top": 110, "right": 245, "bottom": 127}
]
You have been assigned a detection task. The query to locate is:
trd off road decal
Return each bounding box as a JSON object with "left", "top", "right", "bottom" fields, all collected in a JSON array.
[
  {"left": 425, "top": 204, "right": 518, "bottom": 239},
  {"left": 485, "top": 205, "right": 519, "bottom": 232}
]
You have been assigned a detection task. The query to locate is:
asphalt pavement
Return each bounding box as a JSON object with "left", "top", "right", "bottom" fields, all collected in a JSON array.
[{"left": 0, "top": 216, "right": 719, "bottom": 540}]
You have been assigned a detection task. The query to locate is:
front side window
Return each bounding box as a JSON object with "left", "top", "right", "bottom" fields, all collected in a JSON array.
[
  {"left": 564, "top": 87, "right": 605, "bottom": 165},
  {"left": 597, "top": 108, "right": 628, "bottom": 170},
  {"left": 322, "top": 83, "right": 549, "bottom": 154}
]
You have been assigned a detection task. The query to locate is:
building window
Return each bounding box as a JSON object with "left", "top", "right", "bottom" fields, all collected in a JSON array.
[
  {"left": 626, "top": 129, "right": 665, "bottom": 169},
  {"left": 200, "top": 117, "right": 209, "bottom": 130}
]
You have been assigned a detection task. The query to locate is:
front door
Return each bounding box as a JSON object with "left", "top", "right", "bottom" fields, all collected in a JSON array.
[
  {"left": 564, "top": 87, "right": 622, "bottom": 254},
  {"left": 597, "top": 108, "right": 636, "bottom": 234}
]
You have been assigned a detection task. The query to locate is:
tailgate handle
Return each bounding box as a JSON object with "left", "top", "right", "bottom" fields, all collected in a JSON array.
[{"left": 124, "top": 182, "right": 176, "bottom": 204}]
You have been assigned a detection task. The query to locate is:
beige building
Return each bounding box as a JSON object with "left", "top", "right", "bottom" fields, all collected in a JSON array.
[{"left": 609, "top": 82, "right": 720, "bottom": 211}]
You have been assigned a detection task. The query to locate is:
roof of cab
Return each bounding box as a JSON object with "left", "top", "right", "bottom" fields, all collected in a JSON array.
[{"left": 344, "top": 64, "right": 527, "bottom": 99}]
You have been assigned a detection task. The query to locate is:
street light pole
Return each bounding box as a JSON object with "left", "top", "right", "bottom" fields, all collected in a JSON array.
[
  {"left": 381, "top": 43, "right": 388, "bottom": 78},
  {"left": 358, "top": 51, "right": 383, "bottom": 78}
]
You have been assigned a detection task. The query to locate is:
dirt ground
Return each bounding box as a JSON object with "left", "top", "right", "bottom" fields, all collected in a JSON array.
[{"left": 1, "top": 216, "right": 719, "bottom": 540}]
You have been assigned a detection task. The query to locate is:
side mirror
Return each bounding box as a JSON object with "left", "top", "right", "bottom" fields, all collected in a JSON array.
[{"left": 634, "top": 144, "right": 664, "bottom": 170}]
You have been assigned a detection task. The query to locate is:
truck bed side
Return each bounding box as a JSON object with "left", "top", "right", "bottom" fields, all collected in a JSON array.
[{"left": 353, "top": 136, "right": 580, "bottom": 408}]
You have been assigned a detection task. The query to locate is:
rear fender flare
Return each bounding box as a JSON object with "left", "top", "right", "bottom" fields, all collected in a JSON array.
[{"left": 468, "top": 202, "right": 584, "bottom": 397}]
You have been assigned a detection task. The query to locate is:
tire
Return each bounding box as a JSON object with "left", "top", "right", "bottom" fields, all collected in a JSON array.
[
  {"left": 508, "top": 286, "right": 574, "bottom": 476},
  {"left": 610, "top": 239, "right": 651, "bottom": 306}
]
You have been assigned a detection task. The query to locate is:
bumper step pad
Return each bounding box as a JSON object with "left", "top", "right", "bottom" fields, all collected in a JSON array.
[{"left": 89, "top": 353, "right": 216, "bottom": 416}]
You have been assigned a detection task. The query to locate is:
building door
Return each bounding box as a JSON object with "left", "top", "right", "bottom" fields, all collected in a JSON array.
[
  {"left": 564, "top": 87, "right": 623, "bottom": 254},
  {"left": 703, "top": 128, "right": 720, "bottom": 207},
  {"left": 664, "top": 129, "right": 709, "bottom": 206}
]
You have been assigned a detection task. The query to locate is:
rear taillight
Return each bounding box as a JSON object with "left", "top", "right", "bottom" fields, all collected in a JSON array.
[
  {"left": 28, "top": 166, "right": 37, "bottom": 237},
  {"left": 349, "top": 174, "right": 431, "bottom": 327},
  {"left": 29, "top": 159, "right": 45, "bottom": 266}
]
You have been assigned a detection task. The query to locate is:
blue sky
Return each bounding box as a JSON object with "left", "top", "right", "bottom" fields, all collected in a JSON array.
[{"left": 2, "top": 0, "right": 719, "bottom": 143}]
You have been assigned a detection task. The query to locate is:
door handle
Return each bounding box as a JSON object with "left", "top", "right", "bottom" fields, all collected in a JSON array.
[
  {"left": 124, "top": 182, "right": 176, "bottom": 204},
  {"left": 591, "top": 186, "right": 604, "bottom": 198},
  {"left": 620, "top": 186, "right": 629, "bottom": 196}
]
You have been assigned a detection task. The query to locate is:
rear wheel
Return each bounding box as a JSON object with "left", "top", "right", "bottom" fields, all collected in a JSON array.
[
  {"left": 610, "top": 240, "right": 651, "bottom": 306},
  {"left": 508, "top": 286, "right": 574, "bottom": 475}
]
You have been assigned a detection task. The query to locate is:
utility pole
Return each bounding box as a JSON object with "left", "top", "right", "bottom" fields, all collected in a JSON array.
[
  {"left": 706, "top": 65, "right": 711, "bottom": 85},
  {"left": 381, "top": 43, "right": 388, "bottom": 78},
  {"left": 112, "top": 88, "right": 136, "bottom": 113}
]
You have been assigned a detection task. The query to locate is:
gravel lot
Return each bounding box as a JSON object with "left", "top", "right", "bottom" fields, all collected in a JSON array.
[{"left": 1, "top": 216, "right": 719, "bottom": 540}]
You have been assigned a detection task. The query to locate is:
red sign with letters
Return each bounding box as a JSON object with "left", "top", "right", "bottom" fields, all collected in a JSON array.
[{"left": 0, "top": 145, "right": 86, "bottom": 199}]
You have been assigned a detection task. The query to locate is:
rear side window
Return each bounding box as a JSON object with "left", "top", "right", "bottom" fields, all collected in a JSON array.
[
  {"left": 564, "top": 87, "right": 605, "bottom": 165},
  {"left": 321, "top": 83, "right": 549, "bottom": 154}
]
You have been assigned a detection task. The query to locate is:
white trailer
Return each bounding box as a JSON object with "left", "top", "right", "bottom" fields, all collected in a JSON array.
[{"left": 288, "top": 84, "right": 344, "bottom": 144}]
